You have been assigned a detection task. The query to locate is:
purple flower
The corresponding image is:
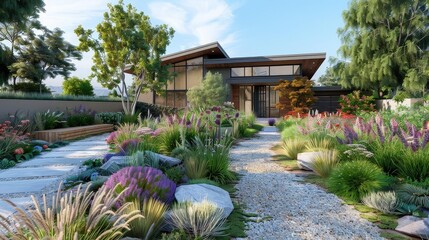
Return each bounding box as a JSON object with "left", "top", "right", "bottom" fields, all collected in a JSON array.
[
  {"left": 215, "top": 119, "right": 221, "bottom": 126},
  {"left": 206, "top": 110, "right": 211, "bottom": 115},
  {"left": 422, "top": 131, "right": 429, "bottom": 148},
  {"left": 398, "top": 128, "right": 409, "bottom": 148},
  {"left": 376, "top": 124, "right": 385, "bottom": 143},
  {"left": 235, "top": 112, "right": 240, "bottom": 119},
  {"left": 390, "top": 119, "right": 399, "bottom": 136},
  {"left": 186, "top": 120, "right": 191, "bottom": 128},
  {"left": 104, "top": 166, "right": 176, "bottom": 208},
  {"left": 196, "top": 117, "right": 202, "bottom": 128},
  {"left": 216, "top": 114, "right": 221, "bottom": 119}
]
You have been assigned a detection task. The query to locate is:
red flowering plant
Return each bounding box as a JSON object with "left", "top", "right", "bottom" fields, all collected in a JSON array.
[
  {"left": 339, "top": 91, "right": 376, "bottom": 115},
  {"left": 0, "top": 118, "right": 31, "bottom": 160}
]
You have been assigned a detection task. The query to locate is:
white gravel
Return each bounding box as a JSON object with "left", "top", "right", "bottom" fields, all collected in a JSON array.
[{"left": 230, "top": 126, "right": 383, "bottom": 240}]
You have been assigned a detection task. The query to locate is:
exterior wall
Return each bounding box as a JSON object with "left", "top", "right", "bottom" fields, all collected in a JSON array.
[
  {"left": 0, "top": 99, "right": 123, "bottom": 122},
  {"left": 139, "top": 91, "right": 153, "bottom": 104}
]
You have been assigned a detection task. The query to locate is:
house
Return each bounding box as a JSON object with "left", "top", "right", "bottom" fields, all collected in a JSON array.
[{"left": 138, "top": 42, "right": 326, "bottom": 118}]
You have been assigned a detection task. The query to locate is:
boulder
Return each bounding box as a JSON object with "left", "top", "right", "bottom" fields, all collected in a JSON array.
[
  {"left": 297, "top": 152, "right": 322, "bottom": 171},
  {"left": 175, "top": 183, "right": 234, "bottom": 218},
  {"left": 100, "top": 156, "right": 127, "bottom": 173},
  {"left": 396, "top": 215, "right": 429, "bottom": 238},
  {"left": 145, "top": 151, "right": 181, "bottom": 167}
]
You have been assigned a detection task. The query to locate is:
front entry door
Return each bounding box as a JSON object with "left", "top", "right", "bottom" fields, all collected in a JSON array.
[{"left": 253, "top": 86, "right": 267, "bottom": 117}]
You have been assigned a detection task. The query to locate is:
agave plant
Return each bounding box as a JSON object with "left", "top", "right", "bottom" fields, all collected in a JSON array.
[
  {"left": 397, "top": 184, "right": 429, "bottom": 208},
  {"left": 0, "top": 184, "right": 141, "bottom": 240}
]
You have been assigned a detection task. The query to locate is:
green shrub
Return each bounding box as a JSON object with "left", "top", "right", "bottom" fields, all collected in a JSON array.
[
  {"left": 168, "top": 200, "right": 227, "bottom": 239},
  {"left": 0, "top": 159, "right": 16, "bottom": 169},
  {"left": 397, "top": 184, "right": 429, "bottom": 208},
  {"left": 33, "top": 110, "right": 65, "bottom": 130},
  {"left": 362, "top": 191, "right": 400, "bottom": 214},
  {"left": 281, "top": 125, "right": 301, "bottom": 141},
  {"left": 396, "top": 149, "right": 429, "bottom": 182},
  {"left": 164, "top": 166, "right": 184, "bottom": 184},
  {"left": 187, "top": 72, "right": 229, "bottom": 109},
  {"left": 339, "top": 90, "right": 375, "bottom": 115},
  {"left": 12, "top": 82, "right": 51, "bottom": 93},
  {"left": 123, "top": 113, "right": 140, "bottom": 124},
  {"left": 305, "top": 133, "right": 336, "bottom": 152},
  {"left": 95, "top": 112, "right": 123, "bottom": 125},
  {"left": 184, "top": 156, "right": 208, "bottom": 180},
  {"left": 311, "top": 150, "right": 339, "bottom": 178},
  {"left": 126, "top": 198, "right": 167, "bottom": 239},
  {"left": 282, "top": 139, "right": 307, "bottom": 160},
  {"left": 368, "top": 140, "right": 404, "bottom": 176},
  {"left": 327, "top": 160, "right": 389, "bottom": 201},
  {"left": 159, "top": 126, "right": 182, "bottom": 155},
  {"left": 62, "top": 76, "right": 94, "bottom": 96}
]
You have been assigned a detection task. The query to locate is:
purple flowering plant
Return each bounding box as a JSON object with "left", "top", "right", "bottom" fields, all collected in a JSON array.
[{"left": 104, "top": 166, "right": 176, "bottom": 207}]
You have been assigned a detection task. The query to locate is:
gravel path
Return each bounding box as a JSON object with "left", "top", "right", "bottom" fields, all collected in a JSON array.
[{"left": 230, "top": 126, "right": 383, "bottom": 240}]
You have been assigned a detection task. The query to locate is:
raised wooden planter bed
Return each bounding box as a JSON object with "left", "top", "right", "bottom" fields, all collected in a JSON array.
[{"left": 33, "top": 124, "right": 114, "bottom": 143}]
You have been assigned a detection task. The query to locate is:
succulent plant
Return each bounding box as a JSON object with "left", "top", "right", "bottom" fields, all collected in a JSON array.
[{"left": 104, "top": 166, "right": 176, "bottom": 207}]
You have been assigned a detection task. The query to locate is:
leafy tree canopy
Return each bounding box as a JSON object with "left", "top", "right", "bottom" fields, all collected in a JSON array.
[
  {"left": 63, "top": 77, "right": 94, "bottom": 96},
  {"left": 187, "top": 72, "right": 229, "bottom": 109},
  {"left": 274, "top": 77, "right": 315, "bottom": 113},
  {"left": 10, "top": 27, "right": 82, "bottom": 93},
  {"left": 0, "top": 0, "right": 44, "bottom": 24},
  {"left": 75, "top": 0, "right": 174, "bottom": 114},
  {"left": 337, "top": 0, "right": 429, "bottom": 97}
]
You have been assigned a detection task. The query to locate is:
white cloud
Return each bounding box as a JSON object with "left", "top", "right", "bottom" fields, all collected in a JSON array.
[{"left": 149, "top": 0, "right": 238, "bottom": 46}]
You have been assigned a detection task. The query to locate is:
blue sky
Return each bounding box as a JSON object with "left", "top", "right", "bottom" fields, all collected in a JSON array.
[{"left": 39, "top": 0, "right": 349, "bottom": 88}]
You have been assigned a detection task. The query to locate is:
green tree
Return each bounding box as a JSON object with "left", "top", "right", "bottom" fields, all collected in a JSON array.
[
  {"left": 187, "top": 72, "right": 229, "bottom": 109},
  {"left": 318, "top": 67, "right": 341, "bottom": 87},
  {"left": 338, "top": 0, "right": 429, "bottom": 97},
  {"left": 10, "top": 27, "right": 82, "bottom": 93},
  {"left": 0, "top": 0, "right": 44, "bottom": 23},
  {"left": 75, "top": 1, "right": 174, "bottom": 115},
  {"left": 63, "top": 77, "right": 94, "bottom": 96}
]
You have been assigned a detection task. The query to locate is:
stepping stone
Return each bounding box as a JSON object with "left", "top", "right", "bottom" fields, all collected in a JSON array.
[
  {"left": 0, "top": 178, "right": 58, "bottom": 194},
  {"left": 0, "top": 197, "right": 33, "bottom": 218},
  {"left": 18, "top": 157, "right": 88, "bottom": 167},
  {"left": 0, "top": 165, "right": 77, "bottom": 179},
  {"left": 67, "top": 140, "right": 107, "bottom": 146},
  {"left": 51, "top": 145, "right": 109, "bottom": 152},
  {"left": 39, "top": 151, "right": 105, "bottom": 158}
]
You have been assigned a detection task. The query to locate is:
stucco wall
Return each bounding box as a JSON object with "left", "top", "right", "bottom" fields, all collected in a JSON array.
[{"left": 0, "top": 99, "right": 123, "bottom": 122}]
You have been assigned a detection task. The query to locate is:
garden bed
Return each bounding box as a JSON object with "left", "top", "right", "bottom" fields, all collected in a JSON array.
[{"left": 33, "top": 124, "right": 114, "bottom": 142}]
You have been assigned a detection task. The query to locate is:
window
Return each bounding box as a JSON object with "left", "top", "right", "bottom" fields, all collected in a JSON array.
[
  {"left": 175, "top": 61, "right": 186, "bottom": 66},
  {"left": 231, "top": 68, "right": 244, "bottom": 77},
  {"left": 175, "top": 91, "right": 187, "bottom": 108},
  {"left": 187, "top": 57, "right": 203, "bottom": 65},
  {"left": 270, "top": 65, "right": 293, "bottom": 75},
  {"left": 244, "top": 67, "right": 252, "bottom": 76},
  {"left": 155, "top": 94, "right": 166, "bottom": 106},
  {"left": 187, "top": 65, "right": 203, "bottom": 88},
  {"left": 253, "top": 66, "right": 269, "bottom": 76},
  {"left": 175, "top": 66, "right": 186, "bottom": 90},
  {"left": 294, "top": 65, "right": 301, "bottom": 75}
]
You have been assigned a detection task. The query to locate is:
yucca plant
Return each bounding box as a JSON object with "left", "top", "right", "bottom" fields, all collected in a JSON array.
[
  {"left": 310, "top": 150, "right": 339, "bottom": 178},
  {"left": 282, "top": 138, "right": 307, "bottom": 160},
  {"left": 0, "top": 184, "right": 141, "bottom": 240},
  {"left": 397, "top": 184, "right": 429, "bottom": 208},
  {"left": 168, "top": 200, "right": 228, "bottom": 239},
  {"left": 362, "top": 191, "right": 400, "bottom": 214},
  {"left": 126, "top": 198, "right": 168, "bottom": 240}
]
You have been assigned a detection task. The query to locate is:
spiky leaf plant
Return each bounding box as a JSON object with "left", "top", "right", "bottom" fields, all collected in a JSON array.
[
  {"left": 0, "top": 184, "right": 141, "bottom": 240},
  {"left": 327, "top": 160, "right": 389, "bottom": 201},
  {"left": 115, "top": 123, "right": 140, "bottom": 148},
  {"left": 310, "top": 150, "right": 339, "bottom": 178},
  {"left": 126, "top": 198, "right": 168, "bottom": 240},
  {"left": 168, "top": 200, "right": 228, "bottom": 239},
  {"left": 127, "top": 150, "right": 160, "bottom": 168},
  {"left": 282, "top": 138, "right": 307, "bottom": 160},
  {"left": 362, "top": 191, "right": 400, "bottom": 214},
  {"left": 305, "top": 132, "right": 336, "bottom": 151},
  {"left": 397, "top": 184, "right": 429, "bottom": 208}
]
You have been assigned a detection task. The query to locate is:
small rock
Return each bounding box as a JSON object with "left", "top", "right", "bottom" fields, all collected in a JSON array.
[
  {"left": 297, "top": 152, "right": 322, "bottom": 171},
  {"left": 100, "top": 156, "right": 127, "bottom": 173},
  {"left": 396, "top": 216, "right": 429, "bottom": 238},
  {"left": 175, "top": 183, "right": 234, "bottom": 218},
  {"left": 145, "top": 151, "right": 181, "bottom": 167}
]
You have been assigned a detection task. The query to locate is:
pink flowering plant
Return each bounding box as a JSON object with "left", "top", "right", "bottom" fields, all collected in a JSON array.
[
  {"left": 0, "top": 119, "right": 31, "bottom": 160},
  {"left": 339, "top": 91, "right": 375, "bottom": 115}
]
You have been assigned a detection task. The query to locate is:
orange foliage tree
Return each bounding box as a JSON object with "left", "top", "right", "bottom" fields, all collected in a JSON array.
[{"left": 274, "top": 77, "right": 316, "bottom": 113}]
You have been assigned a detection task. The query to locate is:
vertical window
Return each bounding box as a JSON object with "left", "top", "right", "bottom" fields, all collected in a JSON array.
[
  {"left": 294, "top": 65, "right": 301, "bottom": 75},
  {"left": 175, "top": 66, "right": 186, "bottom": 90},
  {"left": 187, "top": 65, "right": 203, "bottom": 88},
  {"left": 244, "top": 67, "right": 252, "bottom": 76}
]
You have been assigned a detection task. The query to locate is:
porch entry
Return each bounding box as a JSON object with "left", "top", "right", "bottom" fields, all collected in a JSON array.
[{"left": 238, "top": 85, "right": 280, "bottom": 118}]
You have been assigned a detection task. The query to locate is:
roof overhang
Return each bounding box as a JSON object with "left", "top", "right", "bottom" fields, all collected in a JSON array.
[
  {"left": 161, "top": 41, "right": 229, "bottom": 65},
  {"left": 205, "top": 53, "right": 326, "bottom": 79}
]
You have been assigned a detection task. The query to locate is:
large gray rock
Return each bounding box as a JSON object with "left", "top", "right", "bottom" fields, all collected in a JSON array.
[
  {"left": 175, "top": 183, "right": 234, "bottom": 218},
  {"left": 146, "top": 151, "right": 181, "bottom": 167},
  {"left": 297, "top": 152, "right": 322, "bottom": 171},
  {"left": 100, "top": 156, "right": 127, "bottom": 173},
  {"left": 396, "top": 215, "right": 429, "bottom": 238}
]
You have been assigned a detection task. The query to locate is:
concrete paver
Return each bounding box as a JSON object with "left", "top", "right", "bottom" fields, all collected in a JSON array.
[
  {"left": 0, "top": 165, "right": 77, "bottom": 178},
  {"left": 0, "top": 178, "right": 58, "bottom": 194},
  {"left": 0, "top": 197, "right": 33, "bottom": 218}
]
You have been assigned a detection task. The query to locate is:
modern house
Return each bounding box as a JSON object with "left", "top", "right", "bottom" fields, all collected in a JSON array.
[{"left": 138, "top": 42, "right": 327, "bottom": 118}]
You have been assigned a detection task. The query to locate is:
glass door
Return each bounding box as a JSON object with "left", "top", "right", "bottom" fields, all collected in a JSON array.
[{"left": 254, "top": 86, "right": 267, "bottom": 117}]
